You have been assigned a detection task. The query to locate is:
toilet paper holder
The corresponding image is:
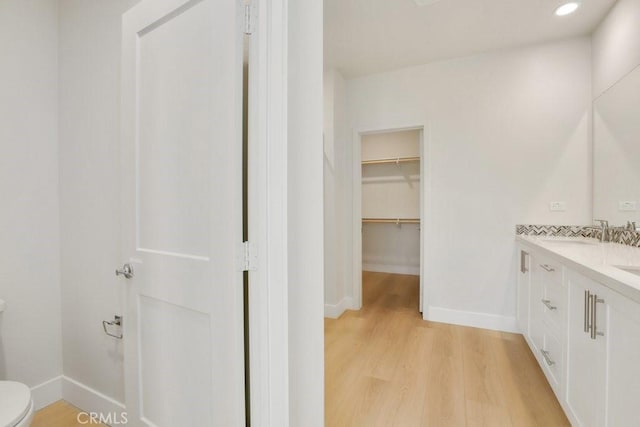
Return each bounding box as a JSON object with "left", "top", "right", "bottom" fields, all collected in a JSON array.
[{"left": 103, "top": 315, "right": 123, "bottom": 339}]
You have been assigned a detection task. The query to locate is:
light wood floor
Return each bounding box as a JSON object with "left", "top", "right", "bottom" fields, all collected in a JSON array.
[
  {"left": 325, "top": 271, "right": 570, "bottom": 427},
  {"left": 32, "top": 400, "right": 107, "bottom": 427}
]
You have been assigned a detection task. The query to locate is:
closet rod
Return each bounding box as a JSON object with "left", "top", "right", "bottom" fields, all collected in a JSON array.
[
  {"left": 361, "top": 156, "right": 420, "bottom": 165},
  {"left": 362, "top": 218, "right": 420, "bottom": 224}
]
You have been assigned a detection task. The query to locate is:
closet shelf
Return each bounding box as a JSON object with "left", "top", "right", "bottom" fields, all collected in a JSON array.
[
  {"left": 361, "top": 156, "right": 420, "bottom": 166},
  {"left": 362, "top": 218, "right": 420, "bottom": 224}
]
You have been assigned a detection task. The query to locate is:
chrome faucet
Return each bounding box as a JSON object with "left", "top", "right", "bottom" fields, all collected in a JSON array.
[{"left": 585, "top": 219, "right": 609, "bottom": 242}]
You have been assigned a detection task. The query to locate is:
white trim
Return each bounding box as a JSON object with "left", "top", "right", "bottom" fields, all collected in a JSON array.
[
  {"left": 352, "top": 123, "right": 430, "bottom": 313},
  {"left": 363, "top": 264, "right": 420, "bottom": 276},
  {"left": 324, "top": 297, "right": 354, "bottom": 319},
  {"left": 419, "top": 127, "right": 428, "bottom": 314},
  {"left": 352, "top": 128, "right": 362, "bottom": 309},
  {"left": 31, "top": 376, "right": 127, "bottom": 416},
  {"left": 31, "top": 376, "right": 62, "bottom": 410},
  {"left": 62, "top": 376, "right": 126, "bottom": 416},
  {"left": 426, "top": 306, "right": 519, "bottom": 333},
  {"left": 247, "top": 0, "right": 289, "bottom": 425}
]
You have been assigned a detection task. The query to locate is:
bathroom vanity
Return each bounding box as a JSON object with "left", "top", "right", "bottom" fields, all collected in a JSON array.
[{"left": 516, "top": 235, "right": 640, "bottom": 427}]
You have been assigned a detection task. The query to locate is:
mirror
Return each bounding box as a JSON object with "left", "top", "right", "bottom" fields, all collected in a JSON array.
[{"left": 593, "top": 64, "right": 640, "bottom": 227}]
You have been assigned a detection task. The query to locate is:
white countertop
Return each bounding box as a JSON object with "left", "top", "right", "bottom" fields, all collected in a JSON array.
[{"left": 517, "top": 235, "right": 640, "bottom": 304}]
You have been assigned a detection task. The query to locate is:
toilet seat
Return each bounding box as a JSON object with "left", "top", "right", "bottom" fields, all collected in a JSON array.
[{"left": 0, "top": 381, "right": 33, "bottom": 427}]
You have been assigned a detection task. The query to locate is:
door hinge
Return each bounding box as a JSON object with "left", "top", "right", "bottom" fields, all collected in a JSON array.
[
  {"left": 243, "top": 4, "right": 254, "bottom": 35},
  {"left": 239, "top": 241, "right": 257, "bottom": 272}
]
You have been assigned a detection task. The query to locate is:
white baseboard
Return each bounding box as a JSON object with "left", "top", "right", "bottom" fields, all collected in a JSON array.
[
  {"left": 31, "top": 376, "right": 62, "bottom": 410},
  {"left": 62, "top": 376, "right": 125, "bottom": 416},
  {"left": 363, "top": 263, "right": 420, "bottom": 276},
  {"left": 426, "top": 306, "right": 518, "bottom": 333},
  {"left": 324, "top": 296, "right": 354, "bottom": 319}
]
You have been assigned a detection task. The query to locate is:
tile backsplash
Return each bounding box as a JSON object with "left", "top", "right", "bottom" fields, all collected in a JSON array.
[
  {"left": 608, "top": 229, "right": 640, "bottom": 247},
  {"left": 516, "top": 224, "right": 640, "bottom": 248}
]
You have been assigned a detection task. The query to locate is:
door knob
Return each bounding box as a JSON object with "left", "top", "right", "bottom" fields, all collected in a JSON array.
[{"left": 115, "top": 263, "right": 134, "bottom": 279}]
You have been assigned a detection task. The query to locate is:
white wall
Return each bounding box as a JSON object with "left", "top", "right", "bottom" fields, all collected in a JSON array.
[
  {"left": 592, "top": 0, "right": 640, "bottom": 98},
  {"left": 323, "top": 68, "right": 351, "bottom": 317},
  {"left": 362, "top": 223, "right": 420, "bottom": 275},
  {"left": 289, "top": 0, "right": 324, "bottom": 424},
  {"left": 58, "top": 0, "right": 140, "bottom": 406},
  {"left": 347, "top": 37, "right": 592, "bottom": 330},
  {"left": 334, "top": 71, "right": 351, "bottom": 308},
  {"left": 324, "top": 70, "right": 338, "bottom": 309},
  {"left": 0, "top": 0, "right": 63, "bottom": 405}
]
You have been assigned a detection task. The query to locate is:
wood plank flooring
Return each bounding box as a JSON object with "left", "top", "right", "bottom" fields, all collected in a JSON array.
[
  {"left": 33, "top": 400, "right": 107, "bottom": 427},
  {"left": 325, "top": 271, "right": 570, "bottom": 426}
]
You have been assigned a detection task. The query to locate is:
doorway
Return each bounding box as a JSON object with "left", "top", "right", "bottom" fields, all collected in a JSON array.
[{"left": 353, "top": 127, "right": 426, "bottom": 314}]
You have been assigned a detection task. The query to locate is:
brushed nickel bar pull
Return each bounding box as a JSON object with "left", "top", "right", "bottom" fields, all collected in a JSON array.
[
  {"left": 591, "top": 295, "right": 605, "bottom": 339},
  {"left": 540, "top": 349, "right": 555, "bottom": 366},
  {"left": 584, "top": 290, "right": 590, "bottom": 333},
  {"left": 542, "top": 299, "right": 557, "bottom": 310},
  {"left": 596, "top": 298, "right": 605, "bottom": 337},
  {"left": 591, "top": 293, "right": 597, "bottom": 339},
  {"left": 540, "top": 264, "right": 555, "bottom": 272},
  {"left": 521, "top": 251, "right": 529, "bottom": 273},
  {"left": 589, "top": 291, "right": 594, "bottom": 336}
]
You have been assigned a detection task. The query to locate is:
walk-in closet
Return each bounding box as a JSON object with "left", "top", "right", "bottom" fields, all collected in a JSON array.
[{"left": 360, "top": 129, "right": 423, "bottom": 312}]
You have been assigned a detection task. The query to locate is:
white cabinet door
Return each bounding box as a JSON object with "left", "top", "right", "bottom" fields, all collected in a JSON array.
[
  {"left": 605, "top": 287, "right": 640, "bottom": 426},
  {"left": 565, "top": 272, "right": 607, "bottom": 427},
  {"left": 517, "top": 247, "right": 531, "bottom": 334},
  {"left": 121, "top": 0, "right": 245, "bottom": 425}
]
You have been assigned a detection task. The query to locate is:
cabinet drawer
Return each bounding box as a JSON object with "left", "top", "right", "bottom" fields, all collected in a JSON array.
[
  {"left": 536, "top": 257, "right": 562, "bottom": 286},
  {"left": 529, "top": 318, "right": 544, "bottom": 353},
  {"left": 541, "top": 280, "right": 567, "bottom": 332},
  {"left": 540, "top": 331, "right": 563, "bottom": 393}
]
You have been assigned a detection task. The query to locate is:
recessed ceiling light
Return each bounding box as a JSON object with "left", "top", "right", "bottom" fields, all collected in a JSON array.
[{"left": 555, "top": 2, "right": 580, "bottom": 16}]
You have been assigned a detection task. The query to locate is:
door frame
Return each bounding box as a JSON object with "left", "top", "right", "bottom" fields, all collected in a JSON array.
[
  {"left": 352, "top": 123, "right": 431, "bottom": 317},
  {"left": 246, "top": 0, "right": 324, "bottom": 424},
  {"left": 246, "top": 0, "right": 290, "bottom": 425}
]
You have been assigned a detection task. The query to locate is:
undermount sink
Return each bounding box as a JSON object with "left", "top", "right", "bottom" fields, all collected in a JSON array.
[
  {"left": 614, "top": 265, "right": 640, "bottom": 277},
  {"left": 541, "top": 238, "right": 599, "bottom": 246}
]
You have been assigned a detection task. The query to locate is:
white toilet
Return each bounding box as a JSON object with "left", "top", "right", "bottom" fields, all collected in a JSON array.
[
  {"left": 0, "top": 300, "right": 34, "bottom": 427},
  {"left": 0, "top": 381, "right": 34, "bottom": 427}
]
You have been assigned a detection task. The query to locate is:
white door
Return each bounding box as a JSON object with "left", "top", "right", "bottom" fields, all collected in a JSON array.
[
  {"left": 120, "top": 0, "right": 245, "bottom": 425},
  {"left": 604, "top": 285, "right": 640, "bottom": 426},
  {"left": 566, "top": 273, "right": 606, "bottom": 427}
]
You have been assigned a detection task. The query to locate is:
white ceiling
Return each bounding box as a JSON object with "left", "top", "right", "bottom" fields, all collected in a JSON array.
[{"left": 325, "top": 0, "right": 616, "bottom": 78}]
